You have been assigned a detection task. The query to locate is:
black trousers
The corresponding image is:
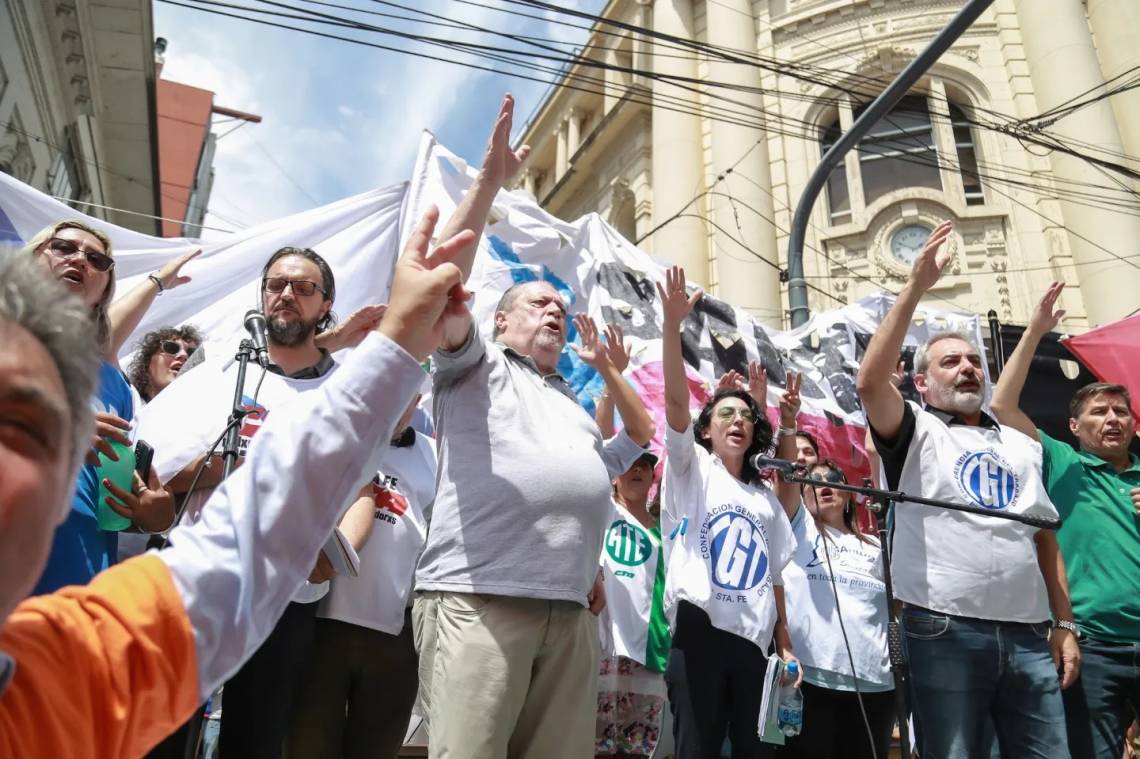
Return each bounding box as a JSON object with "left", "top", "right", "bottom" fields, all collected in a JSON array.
[
  {"left": 218, "top": 600, "right": 319, "bottom": 759},
  {"left": 777, "top": 682, "right": 896, "bottom": 759},
  {"left": 665, "top": 601, "right": 774, "bottom": 759}
]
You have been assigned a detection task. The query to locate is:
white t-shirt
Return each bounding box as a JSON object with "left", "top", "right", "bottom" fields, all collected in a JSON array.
[
  {"left": 319, "top": 432, "right": 437, "bottom": 635},
  {"left": 889, "top": 402, "right": 1057, "bottom": 623},
  {"left": 599, "top": 499, "right": 668, "bottom": 670},
  {"left": 783, "top": 505, "right": 892, "bottom": 689},
  {"left": 137, "top": 345, "right": 364, "bottom": 605},
  {"left": 660, "top": 423, "right": 794, "bottom": 650}
]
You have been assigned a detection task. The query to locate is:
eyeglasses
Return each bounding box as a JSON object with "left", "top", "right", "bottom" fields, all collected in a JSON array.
[
  {"left": 43, "top": 237, "right": 115, "bottom": 273},
  {"left": 807, "top": 469, "right": 846, "bottom": 485},
  {"left": 159, "top": 340, "right": 195, "bottom": 357},
  {"left": 263, "top": 277, "right": 325, "bottom": 297},
  {"left": 715, "top": 406, "right": 756, "bottom": 423}
]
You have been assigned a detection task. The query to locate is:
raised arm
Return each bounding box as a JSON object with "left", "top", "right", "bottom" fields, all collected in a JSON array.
[
  {"left": 856, "top": 220, "right": 953, "bottom": 441},
  {"left": 990, "top": 282, "right": 1065, "bottom": 441},
  {"left": 437, "top": 94, "right": 530, "bottom": 350},
  {"left": 656, "top": 266, "right": 703, "bottom": 434},
  {"left": 774, "top": 372, "right": 802, "bottom": 519},
  {"left": 593, "top": 324, "right": 630, "bottom": 439},
  {"left": 107, "top": 249, "right": 200, "bottom": 360},
  {"left": 573, "top": 316, "right": 654, "bottom": 446},
  {"left": 161, "top": 206, "right": 472, "bottom": 702}
]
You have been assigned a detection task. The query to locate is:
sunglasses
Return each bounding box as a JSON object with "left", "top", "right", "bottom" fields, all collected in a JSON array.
[
  {"left": 44, "top": 237, "right": 115, "bottom": 273},
  {"left": 263, "top": 277, "right": 325, "bottom": 297},
  {"left": 715, "top": 406, "right": 756, "bottom": 423},
  {"left": 807, "top": 469, "right": 846, "bottom": 485},
  {"left": 159, "top": 340, "right": 195, "bottom": 357}
]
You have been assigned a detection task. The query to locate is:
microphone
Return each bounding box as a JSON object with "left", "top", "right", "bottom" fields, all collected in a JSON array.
[
  {"left": 243, "top": 309, "right": 271, "bottom": 369},
  {"left": 749, "top": 454, "right": 804, "bottom": 478}
]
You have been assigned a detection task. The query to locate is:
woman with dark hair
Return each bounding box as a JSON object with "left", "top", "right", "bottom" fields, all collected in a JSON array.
[
  {"left": 126, "top": 325, "right": 202, "bottom": 402},
  {"left": 657, "top": 265, "right": 799, "bottom": 759},
  {"left": 779, "top": 459, "right": 894, "bottom": 759}
]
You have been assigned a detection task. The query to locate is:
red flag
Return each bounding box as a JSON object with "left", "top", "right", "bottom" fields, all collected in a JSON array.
[{"left": 1062, "top": 314, "right": 1140, "bottom": 419}]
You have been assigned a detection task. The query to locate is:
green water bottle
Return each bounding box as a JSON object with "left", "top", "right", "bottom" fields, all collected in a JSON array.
[{"left": 95, "top": 439, "right": 135, "bottom": 532}]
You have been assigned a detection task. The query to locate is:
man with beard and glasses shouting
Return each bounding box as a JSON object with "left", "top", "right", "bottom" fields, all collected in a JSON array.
[
  {"left": 134, "top": 244, "right": 369, "bottom": 758},
  {"left": 855, "top": 221, "right": 1078, "bottom": 759}
]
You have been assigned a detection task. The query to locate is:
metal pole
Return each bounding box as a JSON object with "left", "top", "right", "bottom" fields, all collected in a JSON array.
[
  {"left": 987, "top": 309, "right": 1005, "bottom": 377},
  {"left": 786, "top": 0, "right": 995, "bottom": 327}
]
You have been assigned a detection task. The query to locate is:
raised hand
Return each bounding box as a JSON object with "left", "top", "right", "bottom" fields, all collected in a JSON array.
[
  {"left": 570, "top": 314, "right": 610, "bottom": 371},
  {"left": 317, "top": 304, "right": 387, "bottom": 352},
  {"left": 1029, "top": 281, "right": 1066, "bottom": 335},
  {"left": 656, "top": 265, "right": 702, "bottom": 325},
  {"left": 748, "top": 361, "right": 769, "bottom": 411},
  {"left": 479, "top": 94, "right": 531, "bottom": 188},
  {"left": 377, "top": 206, "right": 474, "bottom": 361},
  {"left": 779, "top": 371, "right": 802, "bottom": 427},
  {"left": 156, "top": 248, "right": 201, "bottom": 291},
  {"left": 603, "top": 323, "right": 630, "bottom": 374},
  {"left": 717, "top": 370, "right": 746, "bottom": 393},
  {"left": 908, "top": 220, "right": 954, "bottom": 293}
]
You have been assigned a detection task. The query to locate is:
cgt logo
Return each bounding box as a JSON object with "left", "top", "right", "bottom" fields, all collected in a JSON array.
[
  {"left": 371, "top": 474, "right": 408, "bottom": 516},
  {"left": 955, "top": 449, "right": 1020, "bottom": 510},
  {"left": 705, "top": 512, "right": 768, "bottom": 591},
  {"left": 605, "top": 520, "right": 653, "bottom": 567}
]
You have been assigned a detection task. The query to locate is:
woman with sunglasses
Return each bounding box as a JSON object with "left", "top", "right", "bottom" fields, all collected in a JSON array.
[
  {"left": 657, "top": 265, "right": 799, "bottom": 759},
  {"left": 779, "top": 459, "right": 894, "bottom": 759},
  {"left": 126, "top": 327, "right": 203, "bottom": 403},
  {"left": 24, "top": 221, "right": 175, "bottom": 594}
]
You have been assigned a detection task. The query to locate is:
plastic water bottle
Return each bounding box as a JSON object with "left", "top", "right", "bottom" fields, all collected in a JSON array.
[{"left": 777, "top": 661, "right": 803, "bottom": 736}]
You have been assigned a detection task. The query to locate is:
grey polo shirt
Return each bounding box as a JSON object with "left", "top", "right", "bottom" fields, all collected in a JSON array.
[{"left": 415, "top": 325, "right": 647, "bottom": 606}]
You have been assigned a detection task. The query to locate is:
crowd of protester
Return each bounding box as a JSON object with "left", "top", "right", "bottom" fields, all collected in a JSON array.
[{"left": 0, "top": 94, "right": 1137, "bottom": 759}]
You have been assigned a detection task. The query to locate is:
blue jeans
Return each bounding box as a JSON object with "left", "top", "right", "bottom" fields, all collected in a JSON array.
[
  {"left": 1063, "top": 636, "right": 1140, "bottom": 759},
  {"left": 901, "top": 607, "right": 1069, "bottom": 759}
]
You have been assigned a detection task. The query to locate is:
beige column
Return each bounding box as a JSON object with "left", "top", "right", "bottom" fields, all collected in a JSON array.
[
  {"left": 555, "top": 122, "right": 568, "bottom": 180},
  {"left": 650, "top": 0, "right": 708, "bottom": 285},
  {"left": 567, "top": 107, "right": 582, "bottom": 159},
  {"left": 1087, "top": 0, "right": 1140, "bottom": 182},
  {"left": 522, "top": 169, "right": 537, "bottom": 197},
  {"left": 704, "top": 0, "right": 780, "bottom": 323},
  {"left": 1015, "top": 0, "right": 1140, "bottom": 325}
]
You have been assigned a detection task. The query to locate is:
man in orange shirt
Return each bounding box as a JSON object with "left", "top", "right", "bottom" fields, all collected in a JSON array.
[{"left": 0, "top": 197, "right": 476, "bottom": 758}]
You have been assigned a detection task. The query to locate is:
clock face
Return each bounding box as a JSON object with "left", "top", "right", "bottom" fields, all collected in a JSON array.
[{"left": 889, "top": 224, "right": 933, "bottom": 265}]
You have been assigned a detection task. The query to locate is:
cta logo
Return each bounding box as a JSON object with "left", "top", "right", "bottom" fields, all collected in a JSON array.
[
  {"left": 705, "top": 511, "right": 768, "bottom": 590},
  {"left": 605, "top": 520, "right": 653, "bottom": 567},
  {"left": 955, "top": 449, "right": 1020, "bottom": 510}
]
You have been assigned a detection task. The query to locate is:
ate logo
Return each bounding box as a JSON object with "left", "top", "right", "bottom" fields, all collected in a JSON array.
[
  {"left": 605, "top": 520, "right": 653, "bottom": 567},
  {"left": 371, "top": 474, "right": 408, "bottom": 516},
  {"left": 955, "top": 449, "right": 1020, "bottom": 511}
]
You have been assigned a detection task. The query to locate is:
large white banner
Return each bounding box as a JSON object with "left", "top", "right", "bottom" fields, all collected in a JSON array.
[
  {"left": 0, "top": 171, "right": 407, "bottom": 363},
  {"left": 404, "top": 133, "right": 987, "bottom": 487}
]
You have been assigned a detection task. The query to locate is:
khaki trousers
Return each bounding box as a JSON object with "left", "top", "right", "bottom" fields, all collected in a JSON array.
[{"left": 413, "top": 591, "right": 600, "bottom": 759}]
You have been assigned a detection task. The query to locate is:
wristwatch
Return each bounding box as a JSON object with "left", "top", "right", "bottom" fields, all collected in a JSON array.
[{"left": 1054, "top": 619, "right": 1079, "bottom": 637}]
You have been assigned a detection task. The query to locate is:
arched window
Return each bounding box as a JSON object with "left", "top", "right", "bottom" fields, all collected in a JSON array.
[{"left": 819, "top": 91, "right": 986, "bottom": 221}]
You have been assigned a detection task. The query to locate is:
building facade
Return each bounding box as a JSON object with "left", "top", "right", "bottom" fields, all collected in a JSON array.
[
  {"left": 0, "top": 0, "right": 162, "bottom": 235},
  {"left": 515, "top": 0, "right": 1140, "bottom": 329}
]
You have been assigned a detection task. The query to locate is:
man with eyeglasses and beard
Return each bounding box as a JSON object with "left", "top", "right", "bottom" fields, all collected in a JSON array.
[{"left": 136, "top": 244, "right": 360, "bottom": 758}]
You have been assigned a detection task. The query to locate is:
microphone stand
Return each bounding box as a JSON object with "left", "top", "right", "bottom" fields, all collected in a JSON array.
[
  {"left": 774, "top": 467, "right": 1061, "bottom": 759},
  {"left": 220, "top": 339, "right": 258, "bottom": 479}
]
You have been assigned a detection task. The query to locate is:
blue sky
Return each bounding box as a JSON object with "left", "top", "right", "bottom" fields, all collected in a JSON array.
[{"left": 154, "top": 0, "right": 606, "bottom": 237}]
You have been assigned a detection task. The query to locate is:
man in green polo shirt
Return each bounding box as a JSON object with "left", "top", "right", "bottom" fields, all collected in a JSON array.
[{"left": 992, "top": 281, "right": 1140, "bottom": 759}]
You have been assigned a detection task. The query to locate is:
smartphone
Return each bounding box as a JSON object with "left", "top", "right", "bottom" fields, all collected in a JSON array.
[{"left": 134, "top": 440, "right": 155, "bottom": 484}]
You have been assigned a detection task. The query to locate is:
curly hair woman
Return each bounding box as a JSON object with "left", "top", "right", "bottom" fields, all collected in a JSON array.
[{"left": 127, "top": 325, "right": 202, "bottom": 402}]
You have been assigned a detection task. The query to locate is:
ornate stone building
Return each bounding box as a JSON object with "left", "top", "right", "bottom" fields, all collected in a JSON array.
[
  {"left": 515, "top": 0, "right": 1140, "bottom": 329},
  {"left": 0, "top": 0, "right": 162, "bottom": 234}
]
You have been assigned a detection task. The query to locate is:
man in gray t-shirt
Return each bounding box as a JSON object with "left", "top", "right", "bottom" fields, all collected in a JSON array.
[{"left": 410, "top": 97, "right": 654, "bottom": 759}]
